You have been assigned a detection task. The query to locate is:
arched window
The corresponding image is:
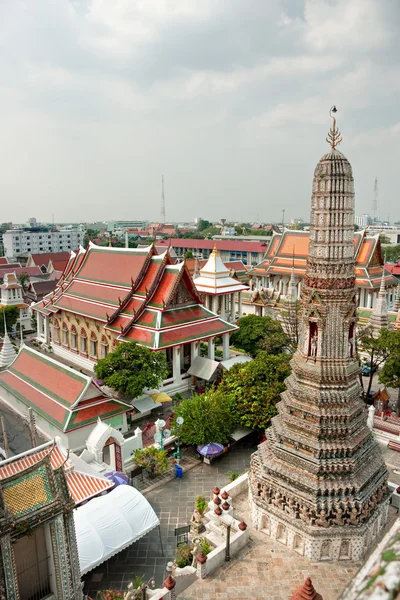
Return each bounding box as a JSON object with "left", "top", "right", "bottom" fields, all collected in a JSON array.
[
  {"left": 320, "top": 540, "right": 331, "bottom": 559},
  {"left": 261, "top": 515, "right": 270, "bottom": 535},
  {"left": 293, "top": 534, "right": 304, "bottom": 555},
  {"left": 90, "top": 331, "right": 98, "bottom": 358},
  {"left": 71, "top": 324, "right": 77, "bottom": 350},
  {"left": 101, "top": 335, "right": 109, "bottom": 359},
  {"left": 53, "top": 319, "right": 60, "bottom": 344},
  {"left": 339, "top": 540, "right": 350, "bottom": 559},
  {"left": 62, "top": 322, "right": 68, "bottom": 346},
  {"left": 80, "top": 328, "right": 87, "bottom": 354},
  {"left": 276, "top": 523, "right": 286, "bottom": 544}
]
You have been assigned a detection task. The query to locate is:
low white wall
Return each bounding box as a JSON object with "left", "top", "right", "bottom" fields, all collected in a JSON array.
[
  {"left": 220, "top": 472, "right": 248, "bottom": 498},
  {"left": 123, "top": 429, "right": 143, "bottom": 468},
  {"left": 148, "top": 587, "right": 172, "bottom": 599},
  {"left": 204, "top": 525, "right": 250, "bottom": 576},
  {"left": 51, "top": 343, "right": 95, "bottom": 372}
]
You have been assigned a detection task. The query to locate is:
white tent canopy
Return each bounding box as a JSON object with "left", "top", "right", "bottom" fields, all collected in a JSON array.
[
  {"left": 74, "top": 485, "right": 160, "bottom": 575},
  {"left": 187, "top": 356, "right": 219, "bottom": 381}
]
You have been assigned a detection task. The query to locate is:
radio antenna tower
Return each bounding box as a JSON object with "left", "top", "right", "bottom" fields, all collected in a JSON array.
[
  {"left": 372, "top": 177, "right": 378, "bottom": 224},
  {"left": 161, "top": 175, "right": 166, "bottom": 224}
]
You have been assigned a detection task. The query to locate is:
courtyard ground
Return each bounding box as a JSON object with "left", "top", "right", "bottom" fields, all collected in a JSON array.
[
  {"left": 83, "top": 430, "right": 400, "bottom": 599},
  {"left": 82, "top": 438, "right": 255, "bottom": 597}
]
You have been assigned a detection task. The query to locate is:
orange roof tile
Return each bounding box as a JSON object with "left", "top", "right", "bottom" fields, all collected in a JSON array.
[
  {"left": 279, "top": 232, "right": 309, "bottom": 256},
  {"left": 9, "top": 349, "right": 87, "bottom": 406},
  {"left": 77, "top": 245, "right": 152, "bottom": 287}
]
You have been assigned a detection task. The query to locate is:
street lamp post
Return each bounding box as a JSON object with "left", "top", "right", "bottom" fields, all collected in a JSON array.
[
  {"left": 155, "top": 418, "right": 166, "bottom": 450},
  {"left": 174, "top": 416, "right": 184, "bottom": 463}
]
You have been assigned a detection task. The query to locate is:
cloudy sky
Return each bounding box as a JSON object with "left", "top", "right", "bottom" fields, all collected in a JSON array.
[{"left": 0, "top": 0, "right": 399, "bottom": 225}]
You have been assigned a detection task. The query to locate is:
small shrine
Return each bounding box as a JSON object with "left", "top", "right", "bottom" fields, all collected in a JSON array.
[
  {"left": 80, "top": 418, "right": 126, "bottom": 473},
  {"left": 0, "top": 272, "right": 31, "bottom": 332},
  {"left": 193, "top": 246, "right": 249, "bottom": 325},
  {"left": 0, "top": 318, "right": 16, "bottom": 368}
]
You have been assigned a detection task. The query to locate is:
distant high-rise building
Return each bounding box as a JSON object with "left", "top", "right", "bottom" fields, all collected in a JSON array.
[
  {"left": 107, "top": 220, "right": 148, "bottom": 232},
  {"left": 3, "top": 227, "right": 85, "bottom": 259},
  {"left": 355, "top": 214, "right": 373, "bottom": 228}
]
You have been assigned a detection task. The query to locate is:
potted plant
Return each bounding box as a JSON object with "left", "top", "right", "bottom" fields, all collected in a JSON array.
[
  {"left": 196, "top": 495, "right": 208, "bottom": 516},
  {"left": 132, "top": 447, "right": 169, "bottom": 479}
]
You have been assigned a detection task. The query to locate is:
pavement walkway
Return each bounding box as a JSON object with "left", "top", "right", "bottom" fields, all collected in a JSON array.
[
  {"left": 82, "top": 438, "right": 256, "bottom": 597},
  {"left": 180, "top": 493, "right": 398, "bottom": 600}
]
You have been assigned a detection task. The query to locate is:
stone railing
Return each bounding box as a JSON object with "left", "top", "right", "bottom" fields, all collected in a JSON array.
[{"left": 198, "top": 516, "right": 250, "bottom": 578}]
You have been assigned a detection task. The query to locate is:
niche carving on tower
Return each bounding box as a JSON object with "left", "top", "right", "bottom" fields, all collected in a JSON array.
[
  {"left": 348, "top": 323, "right": 355, "bottom": 358},
  {"left": 308, "top": 320, "right": 319, "bottom": 359}
]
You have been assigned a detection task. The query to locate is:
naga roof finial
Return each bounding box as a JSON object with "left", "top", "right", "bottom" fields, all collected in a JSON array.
[{"left": 326, "top": 105, "right": 342, "bottom": 149}]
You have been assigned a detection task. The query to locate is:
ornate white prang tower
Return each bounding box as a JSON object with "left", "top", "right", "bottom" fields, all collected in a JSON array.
[{"left": 249, "top": 107, "right": 390, "bottom": 562}]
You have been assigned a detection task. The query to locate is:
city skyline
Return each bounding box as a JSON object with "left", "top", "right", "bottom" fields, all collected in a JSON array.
[{"left": 0, "top": 0, "right": 399, "bottom": 223}]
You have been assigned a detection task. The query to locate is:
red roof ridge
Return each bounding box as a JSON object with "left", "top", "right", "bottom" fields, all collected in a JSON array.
[{"left": 291, "top": 577, "right": 323, "bottom": 600}]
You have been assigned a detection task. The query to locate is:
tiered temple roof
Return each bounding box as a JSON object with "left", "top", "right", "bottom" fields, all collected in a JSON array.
[
  {"left": 33, "top": 243, "right": 236, "bottom": 349},
  {"left": 0, "top": 346, "right": 131, "bottom": 432},
  {"left": 250, "top": 229, "right": 397, "bottom": 290},
  {"left": 194, "top": 246, "right": 249, "bottom": 296}
]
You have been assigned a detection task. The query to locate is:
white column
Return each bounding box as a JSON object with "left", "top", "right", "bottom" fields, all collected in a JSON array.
[
  {"left": 212, "top": 296, "right": 218, "bottom": 313},
  {"left": 208, "top": 337, "right": 215, "bottom": 360},
  {"left": 191, "top": 341, "right": 199, "bottom": 363},
  {"left": 172, "top": 346, "right": 182, "bottom": 383},
  {"left": 37, "top": 313, "right": 43, "bottom": 339},
  {"left": 221, "top": 296, "right": 226, "bottom": 320},
  {"left": 222, "top": 333, "right": 230, "bottom": 360},
  {"left": 44, "top": 316, "right": 50, "bottom": 343},
  {"left": 238, "top": 292, "right": 242, "bottom": 318},
  {"left": 231, "top": 294, "right": 235, "bottom": 322}
]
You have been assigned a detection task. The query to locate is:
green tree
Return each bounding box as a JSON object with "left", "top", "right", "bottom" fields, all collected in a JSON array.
[
  {"left": 231, "top": 314, "right": 289, "bottom": 357},
  {"left": 183, "top": 231, "right": 205, "bottom": 239},
  {"left": 94, "top": 341, "right": 167, "bottom": 398},
  {"left": 185, "top": 250, "right": 194, "bottom": 259},
  {"left": 358, "top": 326, "right": 393, "bottom": 398},
  {"left": 172, "top": 390, "right": 234, "bottom": 445},
  {"left": 132, "top": 446, "right": 169, "bottom": 479},
  {"left": 385, "top": 245, "right": 400, "bottom": 263},
  {"left": 197, "top": 219, "right": 213, "bottom": 232},
  {"left": 218, "top": 352, "right": 291, "bottom": 429},
  {"left": 378, "top": 330, "right": 400, "bottom": 415},
  {"left": 0, "top": 306, "right": 19, "bottom": 335},
  {"left": 17, "top": 272, "right": 30, "bottom": 291},
  {"left": 380, "top": 234, "right": 391, "bottom": 245}
]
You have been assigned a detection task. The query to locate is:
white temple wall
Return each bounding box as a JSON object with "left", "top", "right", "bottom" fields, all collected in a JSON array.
[{"left": 250, "top": 489, "right": 390, "bottom": 563}]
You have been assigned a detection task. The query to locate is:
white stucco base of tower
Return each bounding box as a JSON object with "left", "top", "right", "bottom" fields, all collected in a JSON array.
[{"left": 249, "top": 489, "right": 390, "bottom": 562}]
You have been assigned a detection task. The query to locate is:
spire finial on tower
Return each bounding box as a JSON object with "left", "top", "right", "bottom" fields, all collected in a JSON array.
[{"left": 326, "top": 105, "right": 342, "bottom": 149}]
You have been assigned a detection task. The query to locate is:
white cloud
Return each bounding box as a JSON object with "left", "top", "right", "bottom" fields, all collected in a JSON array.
[{"left": 0, "top": 0, "right": 398, "bottom": 223}]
